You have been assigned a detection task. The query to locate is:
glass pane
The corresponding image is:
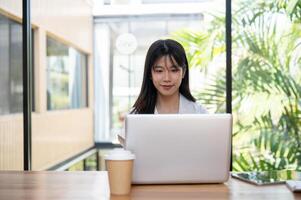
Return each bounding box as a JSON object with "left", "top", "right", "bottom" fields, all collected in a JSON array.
[
  {"left": 46, "top": 37, "right": 88, "bottom": 110},
  {"left": 0, "top": 12, "right": 26, "bottom": 170},
  {"left": 0, "top": 14, "right": 10, "bottom": 115},
  {"left": 9, "top": 22, "right": 23, "bottom": 113},
  {"left": 0, "top": 14, "right": 34, "bottom": 115},
  {"left": 232, "top": 0, "right": 301, "bottom": 171},
  {"left": 94, "top": 1, "right": 226, "bottom": 141},
  {"left": 0, "top": 14, "right": 23, "bottom": 114}
]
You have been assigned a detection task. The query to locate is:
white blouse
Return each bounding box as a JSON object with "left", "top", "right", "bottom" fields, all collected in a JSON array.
[{"left": 154, "top": 94, "right": 207, "bottom": 114}]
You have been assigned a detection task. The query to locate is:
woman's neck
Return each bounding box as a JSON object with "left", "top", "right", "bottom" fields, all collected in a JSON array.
[{"left": 156, "top": 92, "right": 180, "bottom": 114}]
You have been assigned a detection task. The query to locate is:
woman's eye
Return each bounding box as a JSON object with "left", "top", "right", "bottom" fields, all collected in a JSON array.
[
  {"left": 171, "top": 69, "right": 179, "bottom": 72},
  {"left": 155, "top": 70, "right": 163, "bottom": 73}
]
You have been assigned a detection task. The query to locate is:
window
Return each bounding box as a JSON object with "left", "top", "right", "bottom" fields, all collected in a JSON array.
[
  {"left": 231, "top": 0, "right": 301, "bottom": 171},
  {"left": 0, "top": 14, "right": 34, "bottom": 115},
  {"left": 94, "top": 9, "right": 226, "bottom": 141},
  {"left": 46, "top": 37, "right": 88, "bottom": 110}
]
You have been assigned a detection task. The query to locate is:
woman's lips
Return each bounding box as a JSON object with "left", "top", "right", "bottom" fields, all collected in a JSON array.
[{"left": 161, "top": 85, "right": 173, "bottom": 90}]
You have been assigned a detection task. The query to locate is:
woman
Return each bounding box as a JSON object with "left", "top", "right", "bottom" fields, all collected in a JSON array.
[
  {"left": 119, "top": 39, "right": 207, "bottom": 144},
  {"left": 131, "top": 39, "right": 207, "bottom": 114}
]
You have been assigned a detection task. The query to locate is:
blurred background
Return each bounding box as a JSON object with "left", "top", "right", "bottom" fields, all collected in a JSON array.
[{"left": 0, "top": 0, "right": 300, "bottom": 172}]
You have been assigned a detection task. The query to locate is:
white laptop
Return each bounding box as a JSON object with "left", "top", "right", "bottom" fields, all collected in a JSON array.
[{"left": 124, "top": 114, "right": 232, "bottom": 184}]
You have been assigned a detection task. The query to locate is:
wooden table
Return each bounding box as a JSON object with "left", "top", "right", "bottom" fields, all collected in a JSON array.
[
  {"left": 0, "top": 171, "right": 301, "bottom": 200},
  {"left": 0, "top": 171, "right": 110, "bottom": 200}
]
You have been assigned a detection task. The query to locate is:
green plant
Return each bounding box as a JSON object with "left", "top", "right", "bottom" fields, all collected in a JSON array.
[{"left": 173, "top": 0, "right": 301, "bottom": 171}]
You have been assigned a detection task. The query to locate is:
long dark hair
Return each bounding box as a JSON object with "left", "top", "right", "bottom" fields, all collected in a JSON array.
[{"left": 131, "top": 39, "right": 195, "bottom": 114}]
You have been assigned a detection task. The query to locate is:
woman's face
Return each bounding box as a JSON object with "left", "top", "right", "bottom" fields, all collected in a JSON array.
[{"left": 151, "top": 55, "right": 185, "bottom": 97}]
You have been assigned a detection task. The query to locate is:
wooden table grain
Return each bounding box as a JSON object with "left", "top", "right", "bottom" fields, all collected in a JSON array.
[
  {"left": 0, "top": 171, "right": 110, "bottom": 200},
  {"left": 0, "top": 171, "right": 301, "bottom": 200}
]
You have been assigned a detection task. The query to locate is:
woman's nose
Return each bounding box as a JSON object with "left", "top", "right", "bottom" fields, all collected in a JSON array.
[{"left": 163, "top": 71, "right": 171, "bottom": 81}]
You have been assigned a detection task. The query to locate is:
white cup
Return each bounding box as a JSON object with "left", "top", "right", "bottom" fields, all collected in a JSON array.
[{"left": 104, "top": 149, "right": 135, "bottom": 195}]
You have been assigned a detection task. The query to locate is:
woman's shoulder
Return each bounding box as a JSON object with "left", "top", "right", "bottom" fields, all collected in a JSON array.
[
  {"left": 192, "top": 101, "right": 208, "bottom": 114},
  {"left": 179, "top": 94, "right": 208, "bottom": 114}
]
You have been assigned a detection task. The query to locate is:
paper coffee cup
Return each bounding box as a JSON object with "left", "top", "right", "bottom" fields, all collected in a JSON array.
[{"left": 105, "top": 149, "right": 135, "bottom": 195}]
